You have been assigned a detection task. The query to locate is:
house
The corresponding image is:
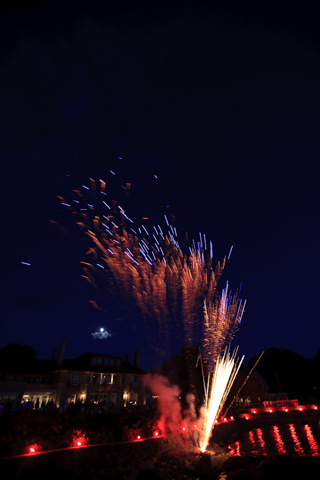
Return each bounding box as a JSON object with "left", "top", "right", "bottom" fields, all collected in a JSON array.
[
  {"left": 0, "top": 358, "right": 56, "bottom": 412},
  {"left": 0, "top": 342, "right": 147, "bottom": 412},
  {"left": 53, "top": 349, "right": 146, "bottom": 408}
]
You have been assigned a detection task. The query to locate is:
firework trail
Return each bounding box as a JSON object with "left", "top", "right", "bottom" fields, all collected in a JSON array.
[
  {"left": 203, "top": 283, "right": 246, "bottom": 371},
  {"left": 56, "top": 173, "right": 241, "bottom": 358},
  {"left": 200, "top": 348, "right": 244, "bottom": 452},
  {"left": 56, "top": 171, "right": 247, "bottom": 452}
]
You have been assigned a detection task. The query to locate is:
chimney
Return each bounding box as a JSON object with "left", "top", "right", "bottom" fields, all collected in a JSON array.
[
  {"left": 52, "top": 346, "right": 59, "bottom": 362},
  {"left": 57, "top": 340, "right": 67, "bottom": 367},
  {"left": 134, "top": 349, "right": 140, "bottom": 368},
  {"left": 125, "top": 353, "right": 131, "bottom": 364}
]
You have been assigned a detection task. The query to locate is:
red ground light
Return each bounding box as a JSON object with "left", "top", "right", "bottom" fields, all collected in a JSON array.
[{"left": 28, "top": 445, "right": 38, "bottom": 454}]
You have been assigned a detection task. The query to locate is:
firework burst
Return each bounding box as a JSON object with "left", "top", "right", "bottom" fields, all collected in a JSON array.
[
  {"left": 203, "top": 282, "right": 246, "bottom": 371},
  {"left": 56, "top": 173, "right": 242, "bottom": 359}
]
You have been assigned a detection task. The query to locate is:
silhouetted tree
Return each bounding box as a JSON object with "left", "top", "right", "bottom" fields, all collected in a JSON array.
[
  {"left": 310, "top": 348, "right": 320, "bottom": 401},
  {"left": 248, "top": 347, "right": 313, "bottom": 402},
  {"left": 224, "top": 364, "right": 269, "bottom": 410},
  {"left": 158, "top": 345, "right": 207, "bottom": 411},
  {"left": 0, "top": 343, "right": 36, "bottom": 371}
]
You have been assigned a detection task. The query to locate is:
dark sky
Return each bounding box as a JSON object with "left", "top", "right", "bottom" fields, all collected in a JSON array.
[{"left": 1, "top": 0, "right": 320, "bottom": 369}]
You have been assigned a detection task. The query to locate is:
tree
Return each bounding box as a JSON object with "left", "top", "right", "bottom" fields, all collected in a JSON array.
[
  {"left": 224, "top": 364, "right": 268, "bottom": 410},
  {"left": 157, "top": 345, "right": 207, "bottom": 411},
  {"left": 0, "top": 343, "right": 37, "bottom": 371},
  {"left": 248, "top": 347, "right": 312, "bottom": 402}
]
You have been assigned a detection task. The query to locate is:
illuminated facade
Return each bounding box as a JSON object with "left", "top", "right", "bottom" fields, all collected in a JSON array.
[
  {"left": 53, "top": 351, "right": 146, "bottom": 407},
  {"left": 0, "top": 349, "right": 146, "bottom": 412}
]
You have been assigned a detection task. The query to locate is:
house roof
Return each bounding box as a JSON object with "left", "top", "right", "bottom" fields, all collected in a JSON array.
[
  {"left": 57, "top": 352, "right": 145, "bottom": 375},
  {"left": 0, "top": 352, "right": 146, "bottom": 376}
]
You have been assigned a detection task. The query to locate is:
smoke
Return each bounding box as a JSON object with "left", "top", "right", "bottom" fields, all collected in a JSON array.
[
  {"left": 143, "top": 374, "right": 203, "bottom": 445},
  {"left": 143, "top": 373, "right": 182, "bottom": 434}
]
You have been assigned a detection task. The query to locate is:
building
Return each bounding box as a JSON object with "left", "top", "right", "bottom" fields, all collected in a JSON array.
[
  {"left": 0, "top": 359, "right": 56, "bottom": 412},
  {"left": 53, "top": 349, "right": 146, "bottom": 408},
  {"left": 0, "top": 342, "right": 147, "bottom": 412}
]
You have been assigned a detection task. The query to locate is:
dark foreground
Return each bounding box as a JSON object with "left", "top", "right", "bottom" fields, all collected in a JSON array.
[
  {"left": 2, "top": 436, "right": 320, "bottom": 480},
  {"left": 2, "top": 408, "right": 320, "bottom": 479}
]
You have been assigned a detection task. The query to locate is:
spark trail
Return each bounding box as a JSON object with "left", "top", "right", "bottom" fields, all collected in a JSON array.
[
  {"left": 200, "top": 348, "right": 244, "bottom": 452},
  {"left": 56, "top": 172, "right": 245, "bottom": 365},
  {"left": 203, "top": 283, "right": 245, "bottom": 370}
]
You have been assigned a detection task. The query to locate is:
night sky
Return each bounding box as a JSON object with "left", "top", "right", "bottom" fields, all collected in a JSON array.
[{"left": 1, "top": 0, "right": 320, "bottom": 369}]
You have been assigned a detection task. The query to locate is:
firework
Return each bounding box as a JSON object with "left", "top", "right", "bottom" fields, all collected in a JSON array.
[
  {"left": 57, "top": 171, "right": 247, "bottom": 453},
  {"left": 57, "top": 173, "right": 238, "bottom": 357},
  {"left": 58, "top": 172, "right": 245, "bottom": 371},
  {"left": 200, "top": 348, "right": 244, "bottom": 452},
  {"left": 203, "top": 282, "right": 245, "bottom": 371}
]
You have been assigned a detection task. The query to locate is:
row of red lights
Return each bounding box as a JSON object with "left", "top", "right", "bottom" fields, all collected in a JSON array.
[
  {"left": 242, "top": 405, "right": 318, "bottom": 420},
  {"left": 28, "top": 421, "right": 237, "bottom": 455},
  {"left": 24, "top": 407, "right": 319, "bottom": 455},
  {"left": 27, "top": 431, "right": 162, "bottom": 454}
]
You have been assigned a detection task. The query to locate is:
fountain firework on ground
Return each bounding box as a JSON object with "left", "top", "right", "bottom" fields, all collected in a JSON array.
[
  {"left": 56, "top": 171, "right": 246, "bottom": 451},
  {"left": 143, "top": 348, "right": 243, "bottom": 452},
  {"left": 200, "top": 348, "right": 244, "bottom": 452},
  {"left": 55, "top": 172, "right": 245, "bottom": 363}
]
